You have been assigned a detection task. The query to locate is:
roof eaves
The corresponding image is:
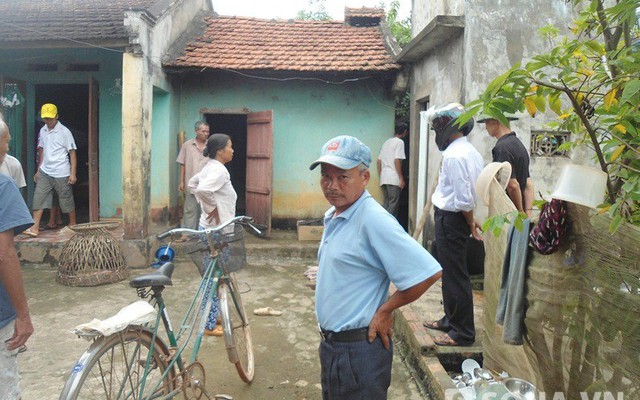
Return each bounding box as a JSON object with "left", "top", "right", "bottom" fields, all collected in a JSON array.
[
  {"left": 395, "top": 15, "right": 464, "bottom": 63},
  {"left": 0, "top": 38, "right": 130, "bottom": 50}
]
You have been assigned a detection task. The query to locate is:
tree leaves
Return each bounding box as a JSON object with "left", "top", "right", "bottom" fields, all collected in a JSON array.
[
  {"left": 463, "top": 0, "right": 640, "bottom": 228},
  {"left": 620, "top": 79, "right": 640, "bottom": 106}
]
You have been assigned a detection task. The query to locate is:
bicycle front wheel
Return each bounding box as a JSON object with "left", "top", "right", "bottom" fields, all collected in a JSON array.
[
  {"left": 218, "top": 277, "right": 255, "bottom": 383},
  {"left": 59, "top": 326, "right": 176, "bottom": 399}
]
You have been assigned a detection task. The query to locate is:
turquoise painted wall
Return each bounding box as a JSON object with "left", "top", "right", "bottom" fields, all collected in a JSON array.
[
  {"left": 178, "top": 71, "right": 395, "bottom": 219},
  {"left": 0, "top": 47, "right": 123, "bottom": 217},
  {"left": 151, "top": 87, "right": 175, "bottom": 210}
]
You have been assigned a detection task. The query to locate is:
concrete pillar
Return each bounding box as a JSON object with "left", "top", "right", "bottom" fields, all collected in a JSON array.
[{"left": 122, "top": 52, "right": 152, "bottom": 239}]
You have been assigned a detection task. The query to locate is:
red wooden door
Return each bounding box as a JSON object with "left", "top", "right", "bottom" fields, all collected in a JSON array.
[
  {"left": 88, "top": 78, "right": 99, "bottom": 221},
  {"left": 246, "top": 110, "right": 273, "bottom": 237}
]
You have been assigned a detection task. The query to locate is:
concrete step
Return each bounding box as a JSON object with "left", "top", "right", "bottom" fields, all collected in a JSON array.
[{"left": 16, "top": 226, "right": 320, "bottom": 268}]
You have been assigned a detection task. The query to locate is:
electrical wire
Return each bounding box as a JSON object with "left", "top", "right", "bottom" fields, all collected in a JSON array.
[{"left": 216, "top": 67, "right": 377, "bottom": 85}]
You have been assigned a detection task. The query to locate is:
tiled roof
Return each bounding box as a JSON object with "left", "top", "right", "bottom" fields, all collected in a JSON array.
[
  {"left": 0, "top": 0, "right": 158, "bottom": 45},
  {"left": 166, "top": 16, "right": 400, "bottom": 73},
  {"left": 345, "top": 7, "right": 385, "bottom": 20}
]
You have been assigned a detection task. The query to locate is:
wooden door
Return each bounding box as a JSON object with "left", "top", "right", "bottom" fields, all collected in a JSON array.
[
  {"left": 88, "top": 78, "right": 99, "bottom": 221},
  {"left": 245, "top": 110, "right": 273, "bottom": 237}
]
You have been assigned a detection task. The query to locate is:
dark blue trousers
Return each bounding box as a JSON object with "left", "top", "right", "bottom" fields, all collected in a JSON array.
[{"left": 319, "top": 336, "right": 393, "bottom": 400}]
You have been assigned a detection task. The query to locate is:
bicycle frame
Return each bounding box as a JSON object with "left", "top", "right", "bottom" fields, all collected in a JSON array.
[
  {"left": 139, "top": 249, "right": 229, "bottom": 398},
  {"left": 61, "top": 216, "right": 258, "bottom": 400}
]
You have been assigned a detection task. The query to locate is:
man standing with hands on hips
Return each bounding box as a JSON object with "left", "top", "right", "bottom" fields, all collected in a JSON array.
[
  {"left": 0, "top": 118, "right": 35, "bottom": 399},
  {"left": 310, "top": 135, "right": 442, "bottom": 399}
]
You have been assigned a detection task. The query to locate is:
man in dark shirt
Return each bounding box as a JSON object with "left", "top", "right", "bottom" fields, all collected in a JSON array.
[{"left": 478, "top": 115, "right": 534, "bottom": 217}]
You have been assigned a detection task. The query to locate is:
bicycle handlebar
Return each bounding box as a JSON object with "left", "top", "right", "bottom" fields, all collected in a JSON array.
[{"left": 157, "top": 215, "right": 261, "bottom": 240}]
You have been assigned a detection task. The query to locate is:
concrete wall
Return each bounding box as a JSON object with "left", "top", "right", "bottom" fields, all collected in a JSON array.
[
  {"left": 406, "top": 0, "right": 578, "bottom": 237},
  {"left": 463, "top": 0, "right": 576, "bottom": 201},
  {"left": 411, "top": 0, "right": 464, "bottom": 34},
  {"left": 121, "top": 0, "right": 211, "bottom": 237},
  {"left": 177, "top": 70, "right": 395, "bottom": 221}
]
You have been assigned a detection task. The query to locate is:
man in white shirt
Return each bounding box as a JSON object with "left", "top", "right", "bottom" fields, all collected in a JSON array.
[
  {"left": 23, "top": 103, "right": 77, "bottom": 237},
  {"left": 0, "top": 123, "right": 26, "bottom": 189},
  {"left": 377, "top": 122, "right": 407, "bottom": 217},
  {"left": 423, "top": 103, "right": 484, "bottom": 347}
]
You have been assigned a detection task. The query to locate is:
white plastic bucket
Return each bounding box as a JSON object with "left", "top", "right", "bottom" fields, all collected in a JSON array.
[{"left": 550, "top": 164, "right": 607, "bottom": 209}]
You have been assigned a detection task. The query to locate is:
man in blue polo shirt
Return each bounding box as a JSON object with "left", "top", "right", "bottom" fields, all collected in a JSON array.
[
  {"left": 0, "top": 164, "right": 35, "bottom": 399},
  {"left": 309, "top": 135, "right": 442, "bottom": 399}
]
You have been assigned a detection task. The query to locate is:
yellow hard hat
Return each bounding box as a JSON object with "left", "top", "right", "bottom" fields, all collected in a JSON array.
[{"left": 41, "top": 103, "right": 58, "bottom": 119}]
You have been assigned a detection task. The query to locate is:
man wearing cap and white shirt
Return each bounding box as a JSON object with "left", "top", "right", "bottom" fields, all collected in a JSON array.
[
  {"left": 377, "top": 122, "right": 408, "bottom": 217},
  {"left": 23, "top": 103, "right": 77, "bottom": 237},
  {"left": 310, "top": 135, "right": 442, "bottom": 399},
  {"left": 478, "top": 114, "right": 534, "bottom": 218}
]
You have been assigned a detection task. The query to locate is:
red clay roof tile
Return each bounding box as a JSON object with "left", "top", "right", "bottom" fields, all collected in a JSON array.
[{"left": 166, "top": 16, "right": 400, "bottom": 73}]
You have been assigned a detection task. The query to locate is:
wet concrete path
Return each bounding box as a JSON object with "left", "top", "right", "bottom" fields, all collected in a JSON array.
[{"left": 19, "top": 259, "right": 428, "bottom": 399}]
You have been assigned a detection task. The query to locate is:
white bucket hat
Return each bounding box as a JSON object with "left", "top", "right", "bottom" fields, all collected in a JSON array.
[{"left": 475, "top": 162, "right": 512, "bottom": 207}]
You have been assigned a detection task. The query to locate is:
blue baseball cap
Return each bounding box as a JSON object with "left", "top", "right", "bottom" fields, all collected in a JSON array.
[{"left": 309, "top": 135, "right": 372, "bottom": 170}]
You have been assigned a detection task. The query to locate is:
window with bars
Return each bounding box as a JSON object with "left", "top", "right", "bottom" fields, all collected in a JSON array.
[{"left": 530, "top": 130, "right": 571, "bottom": 157}]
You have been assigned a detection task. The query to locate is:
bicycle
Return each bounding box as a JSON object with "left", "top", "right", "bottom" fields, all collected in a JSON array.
[{"left": 59, "top": 216, "right": 261, "bottom": 399}]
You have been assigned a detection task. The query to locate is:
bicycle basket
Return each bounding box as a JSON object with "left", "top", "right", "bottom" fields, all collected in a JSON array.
[{"left": 189, "top": 224, "right": 247, "bottom": 275}]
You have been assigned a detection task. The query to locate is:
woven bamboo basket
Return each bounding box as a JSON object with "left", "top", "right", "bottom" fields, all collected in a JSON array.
[{"left": 57, "top": 222, "right": 129, "bottom": 287}]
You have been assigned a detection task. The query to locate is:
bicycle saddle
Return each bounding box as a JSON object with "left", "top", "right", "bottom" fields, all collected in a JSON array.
[{"left": 129, "top": 262, "right": 175, "bottom": 288}]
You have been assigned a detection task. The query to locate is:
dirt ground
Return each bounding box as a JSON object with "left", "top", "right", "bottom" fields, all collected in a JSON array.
[{"left": 18, "top": 259, "right": 428, "bottom": 399}]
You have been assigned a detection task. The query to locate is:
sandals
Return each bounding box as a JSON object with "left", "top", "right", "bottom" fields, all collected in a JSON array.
[
  {"left": 423, "top": 320, "right": 450, "bottom": 332},
  {"left": 39, "top": 224, "right": 59, "bottom": 231},
  {"left": 22, "top": 229, "right": 38, "bottom": 238},
  {"left": 433, "top": 334, "right": 473, "bottom": 347},
  {"left": 253, "top": 307, "right": 282, "bottom": 316}
]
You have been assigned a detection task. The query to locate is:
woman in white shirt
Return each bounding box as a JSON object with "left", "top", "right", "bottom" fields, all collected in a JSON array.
[{"left": 188, "top": 133, "right": 237, "bottom": 336}]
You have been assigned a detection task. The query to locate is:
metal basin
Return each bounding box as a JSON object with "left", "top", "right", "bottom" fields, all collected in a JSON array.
[{"left": 503, "top": 377, "right": 537, "bottom": 400}]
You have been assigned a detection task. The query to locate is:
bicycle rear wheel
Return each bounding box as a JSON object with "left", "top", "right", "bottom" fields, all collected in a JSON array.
[
  {"left": 59, "top": 326, "right": 176, "bottom": 399},
  {"left": 218, "top": 277, "right": 255, "bottom": 383}
]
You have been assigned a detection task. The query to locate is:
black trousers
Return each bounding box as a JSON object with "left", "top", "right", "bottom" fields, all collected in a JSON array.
[{"left": 434, "top": 208, "right": 475, "bottom": 344}]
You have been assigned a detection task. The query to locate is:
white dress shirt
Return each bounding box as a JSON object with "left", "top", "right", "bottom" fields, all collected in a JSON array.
[
  {"left": 431, "top": 137, "right": 484, "bottom": 212},
  {"left": 188, "top": 159, "right": 237, "bottom": 229}
]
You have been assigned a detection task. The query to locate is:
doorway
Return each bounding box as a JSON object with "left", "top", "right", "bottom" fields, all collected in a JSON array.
[
  {"left": 35, "top": 84, "right": 91, "bottom": 223},
  {"left": 204, "top": 113, "right": 248, "bottom": 214}
]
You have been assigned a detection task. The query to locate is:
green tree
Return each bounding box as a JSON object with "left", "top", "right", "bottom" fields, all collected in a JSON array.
[
  {"left": 461, "top": 0, "right": 640, "bottom": 231},
  {"left": 296, "top": 0, "right": 331, "bottom": 21},
  {"left": 385, "top": 1, "right": 412, "bottom": 122},
  {"left": 386, "top": 0, "right": 411, "bottom": 47}
]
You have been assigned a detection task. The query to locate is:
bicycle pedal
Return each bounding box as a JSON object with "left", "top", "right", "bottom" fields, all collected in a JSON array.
[
  {"left": 214, "top": 395, "right": 232, "bottom": 400},
  {"left": 138, "top": 359, "right": 158, "bottom": 369}
]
